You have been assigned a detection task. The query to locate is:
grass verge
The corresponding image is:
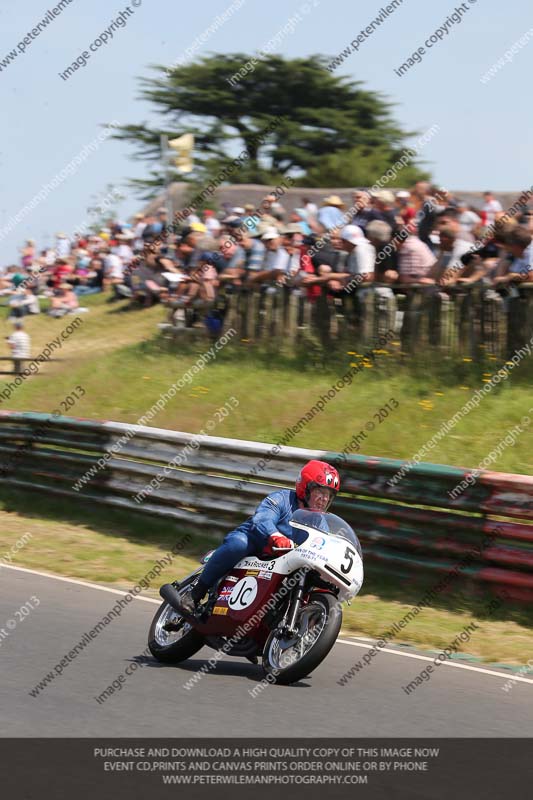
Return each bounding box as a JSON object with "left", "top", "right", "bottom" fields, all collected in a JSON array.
[{"left": 1, "top": 293, "right": 533, "bottom": 476}]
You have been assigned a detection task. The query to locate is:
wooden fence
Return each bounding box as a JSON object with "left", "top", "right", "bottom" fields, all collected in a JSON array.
[{"left": 187, "top": 283, "right": 533, "bottom": 359}]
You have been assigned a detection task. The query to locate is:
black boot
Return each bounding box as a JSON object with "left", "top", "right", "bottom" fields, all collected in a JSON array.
[
  {"left": 191, "top": 580, "right": 208, "bottom": 605},
  {"left": 174, "top": 580, "right": 208, "bottom": 616}
]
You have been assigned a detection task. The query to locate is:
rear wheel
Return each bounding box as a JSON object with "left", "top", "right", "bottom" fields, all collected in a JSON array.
[
  {"left": 148, "top": 580, "right": 204, "bottom": 663},
  {"left": 262, "top": 592, "right": 341, "bottom": 685}
]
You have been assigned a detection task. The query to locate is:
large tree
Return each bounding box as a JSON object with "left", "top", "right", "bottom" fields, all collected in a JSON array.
[{"left": 114, "top": 54, "right": 429, "bottom": 196}]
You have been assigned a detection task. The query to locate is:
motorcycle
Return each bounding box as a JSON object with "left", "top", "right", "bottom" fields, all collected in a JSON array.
[{"left": 148, "top": 509, "right": 364, "bottom": 685}]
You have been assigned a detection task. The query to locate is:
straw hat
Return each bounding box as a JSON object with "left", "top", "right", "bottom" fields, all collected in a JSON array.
[{"left": 323, "top": 195, "right": 345, "bottom": 208}]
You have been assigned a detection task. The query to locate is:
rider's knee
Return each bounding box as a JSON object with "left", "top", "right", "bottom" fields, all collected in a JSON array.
[{"left": 226, "top": 531, "right": 250, "bottom": 554}]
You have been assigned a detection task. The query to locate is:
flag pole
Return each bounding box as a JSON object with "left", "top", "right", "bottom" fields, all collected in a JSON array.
[{"left": 160, "top": 133, "right": 173, "bottom": 225}]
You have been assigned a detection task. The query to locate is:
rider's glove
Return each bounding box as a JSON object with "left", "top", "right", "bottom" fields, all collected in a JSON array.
[{"left": 263, "top": 533, "right": 295, "bottom": 556}]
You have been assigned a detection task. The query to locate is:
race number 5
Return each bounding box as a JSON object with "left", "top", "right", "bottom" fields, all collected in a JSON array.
[{"left": 340, "top": 545, "right": 357, "bottom": 574}]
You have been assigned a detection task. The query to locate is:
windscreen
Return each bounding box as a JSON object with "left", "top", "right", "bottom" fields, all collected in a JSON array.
[{"left": 290, "top": 509, "right": 362, "bottom": 558}]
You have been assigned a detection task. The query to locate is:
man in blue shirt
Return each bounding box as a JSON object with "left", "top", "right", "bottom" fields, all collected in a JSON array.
[
  {"left": 175, "top": 460, "right": 341, "bottom": 614},
  {"left": 317, "top": 195, "right": 347, "bottom": 232}
]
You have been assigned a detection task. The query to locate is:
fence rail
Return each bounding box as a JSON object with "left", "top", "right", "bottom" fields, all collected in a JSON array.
[
  {"left": 1, "top": 411, "right": 533, "bottom": 603},
  {"left": 191, "top": 283, "right": 533, "bottom": 359}
]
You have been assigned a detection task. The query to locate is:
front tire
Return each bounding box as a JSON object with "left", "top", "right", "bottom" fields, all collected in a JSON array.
[
  {"left": 262, "top": 592, "right": 342, "bottom": 685},
  {"left": 148, "top": 580, "right": 204, "bottom": 663}
]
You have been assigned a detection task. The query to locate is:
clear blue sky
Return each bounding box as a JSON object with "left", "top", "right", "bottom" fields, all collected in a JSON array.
[{"left": 0, "top": 0, "right": 530, "bottom": 263}]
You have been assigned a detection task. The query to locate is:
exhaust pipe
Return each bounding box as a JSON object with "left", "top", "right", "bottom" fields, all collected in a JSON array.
[
  {"left": 159, "top": 583, "right": 182, "bottom": 610},
  {"left": 159, "top": 583, "right": 197, "bottom": 625}
]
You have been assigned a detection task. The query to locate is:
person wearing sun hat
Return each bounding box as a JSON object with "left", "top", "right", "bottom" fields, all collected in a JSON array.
[
  {"left": 318, "top": 195, "right": 346, "bottom": 232},
  {"left": 340, "top": 225, "right": 376, "bottom": 282},
  {"left": 245, "top": 227, "right": 288, "bottom": 286}
]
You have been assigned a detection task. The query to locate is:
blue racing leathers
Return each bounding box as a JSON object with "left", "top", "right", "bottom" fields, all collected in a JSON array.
[{"left": 200, "top": 489, "right": 305, "bottom": 589}]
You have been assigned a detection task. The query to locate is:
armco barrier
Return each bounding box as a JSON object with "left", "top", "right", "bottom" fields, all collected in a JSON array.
[{"left": 1, "top": 411, "right": 533, "bottom": 602}]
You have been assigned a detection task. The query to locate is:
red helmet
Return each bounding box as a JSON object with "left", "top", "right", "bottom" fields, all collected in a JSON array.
[{"left": 295, "top": 460, "right": 340, "bottom": 509}]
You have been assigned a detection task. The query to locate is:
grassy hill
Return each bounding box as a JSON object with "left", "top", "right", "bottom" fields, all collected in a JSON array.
[{"left": 1, "top": 293, "right": 532, "bottom": 477}]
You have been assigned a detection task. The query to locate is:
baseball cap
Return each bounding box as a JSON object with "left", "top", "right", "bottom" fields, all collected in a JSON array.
[
  {"left": 340, "top": 225, "right": 364, "bottom": 245},
  {"left": 261, "top": 227, "right": 281, "bottom": 241}
]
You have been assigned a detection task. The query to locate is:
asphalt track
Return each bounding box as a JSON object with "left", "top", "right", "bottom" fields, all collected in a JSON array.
[{"left": 1, "top": 565, "right": 532, "bottom": 737}]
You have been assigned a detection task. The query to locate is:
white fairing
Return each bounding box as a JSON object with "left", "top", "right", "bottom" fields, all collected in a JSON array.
[
  {"left": 235, "top": 532, "right": 363, "bottom": 603},
  {"left": 288, "top": 535, "right": 363, "bottom": 601}
]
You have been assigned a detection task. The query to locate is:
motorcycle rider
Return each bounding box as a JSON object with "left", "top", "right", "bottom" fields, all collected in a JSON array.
[{"left": 175, "top": 460, "right": 340, "bottom": 615}]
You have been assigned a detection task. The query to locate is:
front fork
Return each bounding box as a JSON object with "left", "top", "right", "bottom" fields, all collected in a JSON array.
[{"left": 280, "top": 570, "right": 307, "bottom": 637}]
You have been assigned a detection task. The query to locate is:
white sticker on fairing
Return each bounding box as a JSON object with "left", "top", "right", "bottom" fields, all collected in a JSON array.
[
  {"left": 259, "top": 570, "right": 273, "bottom": 581},
  {"left": 297, "top": 548, "right": 328, "bottom": 563},
  {"left": 228, "top": 576, "right": 258, "bottom": 610},
  {"left": 241, "top": 558, "right": 268, "bottom": 570},
  {"left": 238, "top": 557, "right": 291, "bottom": 575}
]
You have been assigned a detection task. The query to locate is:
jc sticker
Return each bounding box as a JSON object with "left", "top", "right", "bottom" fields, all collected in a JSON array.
[{"left": 228, "top": 576, "right": 258, "bottom": 610}]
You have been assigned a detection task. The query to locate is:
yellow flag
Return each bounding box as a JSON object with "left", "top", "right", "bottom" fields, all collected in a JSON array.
[{"left": 168, "top": 133, "right": 194, "bottom": 173}]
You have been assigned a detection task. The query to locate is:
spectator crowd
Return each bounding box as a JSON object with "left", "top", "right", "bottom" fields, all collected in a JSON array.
[{"left": 3, "top": 184, "right": 533, "bottom": 334}]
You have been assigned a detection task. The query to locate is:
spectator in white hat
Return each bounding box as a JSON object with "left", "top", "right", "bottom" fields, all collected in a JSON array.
[
  {"left": 247, "top": 228, "right": 289, "bottom": 285},
  {"left": 340, "top": 225, "right": 376, "bottom": 281},
  {"left": 262, "top": 228, "right": 289, "bottom": 269}
]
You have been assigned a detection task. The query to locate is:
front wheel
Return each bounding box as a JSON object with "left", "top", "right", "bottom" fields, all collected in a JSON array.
[
  {"left": 262, "top": 592, "right": 342, "bottom": 685},
  {"left": 148, "top": 579, "right": 204, "bottom": 663}
]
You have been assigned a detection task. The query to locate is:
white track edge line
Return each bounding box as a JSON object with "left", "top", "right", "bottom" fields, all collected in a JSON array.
[
  {"left": 0, "top": 563, "right": 160, "bottom": 604},
  {"left": 336, "top": 638, "right": 533, "bottom": 685}
]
